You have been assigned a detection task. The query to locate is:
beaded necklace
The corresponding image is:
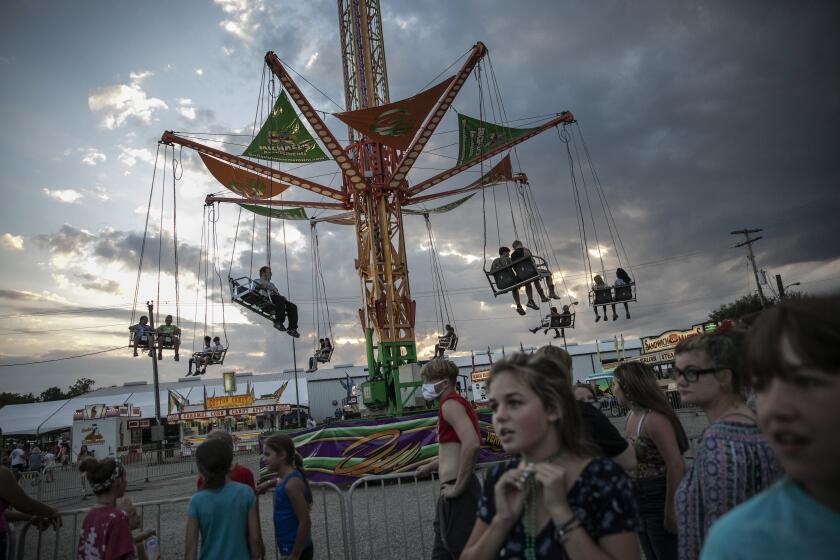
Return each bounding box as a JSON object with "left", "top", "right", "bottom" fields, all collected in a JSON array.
[{"left": 522, "top": 449, "right": 564, "bottom": 560}]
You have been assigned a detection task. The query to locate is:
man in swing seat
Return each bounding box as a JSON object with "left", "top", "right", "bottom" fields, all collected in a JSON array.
[
  {"left": 489, "top": 246, "right": 530, "bottom": 315},
  {"left": 434, "top": 324, "right": 457, "bottom": 358},
  {"left": 510, "top": 239, "right": 560, "bottom": 302},
  {"left": 155, "top": 314, "right": 181, "bottom": 361},
  {"left": 253, "top": 265, "right": 300, "bottom": 337},
  {"left": 188, "top": 336, "right": 212, "bottom": 376},
  {"left": 529, "top": 305, "right": 573, "bottom": 338}
]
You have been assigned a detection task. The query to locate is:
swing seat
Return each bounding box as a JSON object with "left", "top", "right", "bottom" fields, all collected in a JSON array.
[
  {"left": 316, "top": 347, "right": 334, "bottom": 363},
  {"left": 128, "top": 327, "right": 151, "bottom": 349},
  {"left": 229, "top": 276, "right": 278, "bottom": 322},
  {"left": 486, "top": 256, "right": 550, "bottom": 297},
  {"left": 191, "top": 347, "right": 227, "bottom": 368},
  {"left": 613, "top": 283, "right": 636, "bottom": 303},
  {"left": 551, "top": 313, "right": 575, "bottom": 328},
  {"left": 592, "top": 287, "right": 613, "bottom": 305},
  {"left": 438, "top": 333, "right": 459, "bottom": 351},
  {"left": 155, "top": 333, "right": 179, "bottom": 349}
]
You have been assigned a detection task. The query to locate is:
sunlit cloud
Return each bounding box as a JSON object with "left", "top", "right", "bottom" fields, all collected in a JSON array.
[
  {"left": 0, "top": 233, "right": 24, "bottom": 251},
  {"left": 80, "top": 148, "right": 106, "bottom": 166},
  {"left": 214, "top": 0, "right": 262, "bottom": 43},
  {"left": 88, "top": 70, "right": 168, "bottom": 129},
  {"left": 195, "top": 68, "right": 204, "bottom": 76},
  {"left": 588, "top": 245, "right": 610, "bottom": 259},
  {"left": 118, "top": 146, "right": 155, "bottom": 167},
  {"left": 176, "top": 98, "right": 197, "bottom": 120},
  {"left": 42, "top": 188, "right": 83, "bottom": 203},
  {"left": 305, "top": 52, "right": 319, "bottom": 69}
]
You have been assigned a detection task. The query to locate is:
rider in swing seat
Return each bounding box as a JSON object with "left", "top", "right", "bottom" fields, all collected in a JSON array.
[
  {"left": 130, "top": 316, "right": 153, "bottom": 357},
  {"left": 435, "top": 324, "right": 456, "bottom": 358},
  {"left": 253, "top": 265, "right": 300, "bottom": 338},
  {"left": 489, "top": 247, "right": 530, "bottom": 315},
  {"left": 156, "top": 314, "right": 181, "bottom": 362},
  {"left": 592, "top": 274, "right": 612, "bottom": 322},
  {"left": 611, "top": 267, "right": 633, "bottom": 320},
  {"left": 511, "top": 240, "right": 560, "bottom": 302},
  {"left": 188, "top": 336, "right": 212, "bottom": 376},
  {"left": 529, "top": 305, "right": 573, "bottom": 338}
]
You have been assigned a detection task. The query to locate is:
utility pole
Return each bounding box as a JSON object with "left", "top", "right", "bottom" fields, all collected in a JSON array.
[{"left": 731, "top": 228, "right": 768, "bottom": 308}]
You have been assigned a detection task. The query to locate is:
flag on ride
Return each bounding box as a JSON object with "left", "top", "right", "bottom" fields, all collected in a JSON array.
[
  {"left": 199, "top": 153, "right": 289, "bottom": 198},
  {"left": 334, "top": 76, "right": 455, "bottom": 150},
  {"left": 457, "top": 114, "right": 536, "bottom": 166},
  {"left": 238, "top": 203, "right": 308, "bottom": 220},
  {"left": 272, "top": 380, "right": 289, "bottom": 402},
  {"left": 242, "top": 90, "right": 329, "bottom": 163},
  {"left": 403, "top": 193, "right": 476, "bottom": 215}
]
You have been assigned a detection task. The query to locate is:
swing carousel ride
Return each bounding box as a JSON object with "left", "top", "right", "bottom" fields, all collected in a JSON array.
[{"left": 135, "top": 0, "right": 636, "bottom": 415}]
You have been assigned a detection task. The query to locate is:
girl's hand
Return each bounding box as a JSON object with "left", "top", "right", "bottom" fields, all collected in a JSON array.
[
  {"left": 533, "top": 463, "right": 573, "bottom": 520},
  {"left": 493, "top": 465, "right": 528, "bottom": 527}
]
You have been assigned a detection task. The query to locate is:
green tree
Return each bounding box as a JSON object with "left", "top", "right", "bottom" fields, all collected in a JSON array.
[
  {"left": 709, "top": 293, "right": 771, "bottom": 323},
  {"left": 39, "top": 386, "right": 66, "bottom": 402},
  {"left": 0, "top": 391, "right": 36, "bottom": 406},
  {"left": 66, "top": 377, "right": 96, "bottom": 398}
]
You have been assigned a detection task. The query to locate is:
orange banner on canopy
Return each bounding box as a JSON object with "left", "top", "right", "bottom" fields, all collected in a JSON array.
[
  {"left": 199, "top": 153, "right": 289, "bottom": 198},
  {"left": 334, "top": 76, "right": 455, "bottom": 150},
  {"left": 467, "top": 155, "right": 513, "bottom": 189}
]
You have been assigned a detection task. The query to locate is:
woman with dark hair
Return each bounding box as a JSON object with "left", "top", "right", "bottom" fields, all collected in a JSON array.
[
  {"left": 673, "top": 332, "right": 779, "bottom": 560},
  {"left": 612, "top": 268, "right": 632, "bottom": 320},
  {"left": 461, "top": 353, "right": 641, "bottom": 560},
  {"left": 613, "top": 362, "right": 687, "bottom": 560},
  {"left": 573, "top": 383, "right": 597, "bottom": 403},
  {"left": 701, "top": 296, "right": 840, "bottom": 559}
]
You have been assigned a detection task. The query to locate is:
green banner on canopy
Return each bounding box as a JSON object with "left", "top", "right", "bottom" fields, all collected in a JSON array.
[
  {"left": 239, "top": 204, "right": 309, "bottom": 221},
  {"left": 242, "top": 91, "right": 329, "bottom": 163},
  {"left": 403, "top": 193, "right": 476, "bottom": 215},
  {"left": 457, "top": 114, "right": 535, "bottom": 166}
]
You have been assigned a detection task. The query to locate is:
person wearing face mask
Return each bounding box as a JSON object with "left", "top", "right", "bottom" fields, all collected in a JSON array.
[
  {"left": 672, "top": 330, "right": 780, "bottom": 560},
  {"left": 700, "top": 296, "right": 840, "bottom": 559},
  {"left": 416, "top": 359, "right": 481, "bottom": 559}
]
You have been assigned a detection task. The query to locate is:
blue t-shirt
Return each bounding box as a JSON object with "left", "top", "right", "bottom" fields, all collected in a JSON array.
[
  {"left": 188, "top": 481, "right": 255, "bottom": 560},
  {"left": 274, "top": 471, "right": 312, "bottom": 554},
  {"left": 701, "top": 477, "right": 840, "bottom": 560}
]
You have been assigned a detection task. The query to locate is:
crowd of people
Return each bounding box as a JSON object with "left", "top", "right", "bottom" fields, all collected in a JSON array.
[{"left": 1, "top": 296, "right": 837, "bottom": 559}]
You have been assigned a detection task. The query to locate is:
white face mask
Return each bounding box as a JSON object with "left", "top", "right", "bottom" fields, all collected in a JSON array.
[{"left": 421, "top": 380, "right": 445, "bottom": 400}]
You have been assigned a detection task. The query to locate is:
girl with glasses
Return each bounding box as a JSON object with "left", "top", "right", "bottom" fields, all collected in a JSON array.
[
  {"left": 701, "top": 296, "right": 840, "bottom": 559},
  {"left": 672, "top": 332, "right": 779, "bottom": 560}
]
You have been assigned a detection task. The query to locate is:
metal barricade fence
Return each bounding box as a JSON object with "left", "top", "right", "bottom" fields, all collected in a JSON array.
[{"left": 12, "top": 480, "right": 349, "bottom": 559}]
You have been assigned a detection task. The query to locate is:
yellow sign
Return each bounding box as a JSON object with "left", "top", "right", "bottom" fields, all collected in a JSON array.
[
  {"left": 206, "top": 394, "right": 253, "bottom": 409},
  {"left": 471, "top": 370, "right": 490, "bottom": 382},
  {"left": 641, "top": 325, "right": 703, "bottom": 354}
]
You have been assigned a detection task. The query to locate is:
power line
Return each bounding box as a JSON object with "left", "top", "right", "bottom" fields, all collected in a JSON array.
[{"left": 0, "top": 346, "right": 127, "bottom": 367}]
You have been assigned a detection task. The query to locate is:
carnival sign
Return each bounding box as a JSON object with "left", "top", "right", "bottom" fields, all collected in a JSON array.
[
  {"left": 206, "top": 394, "right": 254, "bottom": 409},
  {"left": 167, "top": 403, "right": 290, "bottom": 423},
  {"left": 266, "top": 409, "right": 508, "bottom": 485},
  {"left": 641, "top": 325, "right": 704, "bottom": 354},
  {"left": 471, "top": 370, "right": 490, "bottom": 382}
]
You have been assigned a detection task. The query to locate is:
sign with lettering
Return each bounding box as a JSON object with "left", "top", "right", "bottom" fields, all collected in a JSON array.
[
  {"left": 641, "top": 325, "right": 704, "bottom": 354},
  {"left": 206, "top": 394, "right": 254, "bottom": 409},
  {"left": 629, "top": 349, "right": 676, "bottom": 365},
  {"left": 167, "top": 404, "right": 290, "bottom": 423},
  {"left": 471, "top": 370, "right": 490, "bottom": 382}
]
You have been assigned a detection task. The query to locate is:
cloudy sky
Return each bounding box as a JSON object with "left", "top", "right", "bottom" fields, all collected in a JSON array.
[{"left": 1, "top": 0, "right": 837, "bottom": 395}]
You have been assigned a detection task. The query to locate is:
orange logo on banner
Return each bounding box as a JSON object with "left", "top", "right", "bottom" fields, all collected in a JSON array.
[
  {"left": 334, "top": 76, "right": 455, "bottom": 150},
  {"left": 199, "top": 153, "right": 289, "bottom": 199}
]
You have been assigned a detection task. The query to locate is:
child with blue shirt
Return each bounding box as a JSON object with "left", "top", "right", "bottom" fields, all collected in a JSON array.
[
  {"left": 257, "top": 434, "right": 313, "bottom": 560},
  {"left": 185, "top": 439, "right": 262, "bottom": 560},
  {"left": 701, "top": 296, "right": 840, "bottom": 559}
]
